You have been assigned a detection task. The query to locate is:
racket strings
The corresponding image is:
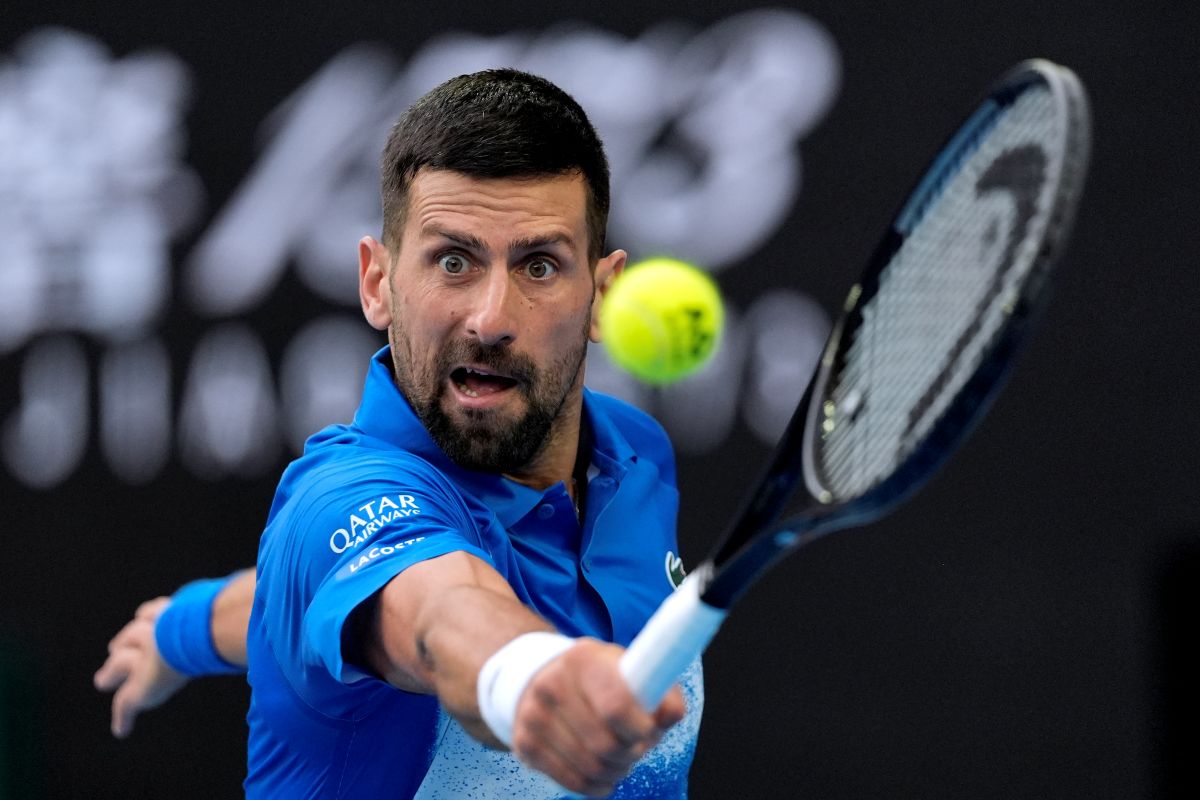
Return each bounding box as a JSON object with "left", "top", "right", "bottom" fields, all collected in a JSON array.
[{"left": 816, "top": 86, "right": 1061, "bottom": 500}]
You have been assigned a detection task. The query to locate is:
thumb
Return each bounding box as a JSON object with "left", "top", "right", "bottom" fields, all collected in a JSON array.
[{"left": 652, "top": 685, "right": 686, "bottom": 729}]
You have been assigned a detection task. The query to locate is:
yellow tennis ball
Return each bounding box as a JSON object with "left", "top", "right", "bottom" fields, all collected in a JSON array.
[{"left": 599, "top": 257, "right": 724, "bottom": 385}]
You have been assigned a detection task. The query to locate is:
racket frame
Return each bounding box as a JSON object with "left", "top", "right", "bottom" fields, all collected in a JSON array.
[
  {"left": 620, "top": 59, "right": 1090, "bottom": 709},
  {"left": 699, "top": 58, "right": 1091, "bottom": 610}
]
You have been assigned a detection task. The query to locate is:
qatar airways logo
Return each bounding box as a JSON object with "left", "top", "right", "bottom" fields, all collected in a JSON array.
[{"left": 329, "top": 494, "right": 423, "bottom": 553}]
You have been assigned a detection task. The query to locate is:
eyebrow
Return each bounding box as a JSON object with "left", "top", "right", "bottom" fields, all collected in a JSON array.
[
  {"left": 509, "top": 233, "right": 575, "bottom": 253},
  {"left": 426, "top": 228, "right": 577, "bottom": 256},
  {"left": 427, "top": 228, "right": 488, "bottom": 254}
]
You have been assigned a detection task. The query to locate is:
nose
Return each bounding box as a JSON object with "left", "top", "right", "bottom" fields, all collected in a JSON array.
[{"left": 464, "top": 268, "right": 518, "bottom": 347}]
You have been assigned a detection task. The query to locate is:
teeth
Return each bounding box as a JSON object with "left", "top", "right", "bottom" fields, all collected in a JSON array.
[{"left": 453, "top": 366, "right": 513, "bottom": 400}]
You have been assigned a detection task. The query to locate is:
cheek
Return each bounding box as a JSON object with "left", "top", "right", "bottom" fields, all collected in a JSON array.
[
  {"left": 397, "top": 287, "right": 458, "bottom": 335},
  {"left": 543, "top": 300, "right": 593, "bottom": 354}
]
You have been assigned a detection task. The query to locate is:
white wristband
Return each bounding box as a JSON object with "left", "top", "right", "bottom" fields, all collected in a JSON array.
[{"left": 477, "top": 631, "right": 576, "bottom": 747}]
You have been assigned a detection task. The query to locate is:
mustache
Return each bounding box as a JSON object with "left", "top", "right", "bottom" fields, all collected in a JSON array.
[{"left": 437, "top": 339, "right": 537, "bottom": 384}]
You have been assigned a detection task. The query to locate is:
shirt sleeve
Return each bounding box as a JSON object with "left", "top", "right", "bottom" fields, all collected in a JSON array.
[{"left": 257, "top": 453, "right": 493, "bottom": 708}]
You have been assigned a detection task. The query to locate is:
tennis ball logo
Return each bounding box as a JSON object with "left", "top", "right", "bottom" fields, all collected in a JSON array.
[{"left": 599, "top": 257, "right": 725, "bottom": 385}]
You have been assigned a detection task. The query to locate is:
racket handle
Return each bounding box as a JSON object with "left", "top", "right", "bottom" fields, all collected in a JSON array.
[{"left": 619, "top": 567, "right": 727, "bottom": 709}]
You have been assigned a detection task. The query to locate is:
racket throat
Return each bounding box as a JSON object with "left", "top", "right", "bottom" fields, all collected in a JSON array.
[{"left": 701, "top": 516, "right": 825, "bottom": 609}]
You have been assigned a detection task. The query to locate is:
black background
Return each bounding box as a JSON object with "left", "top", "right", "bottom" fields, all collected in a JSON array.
[{"left": 1, "top": 1, "right": 1197, "bottom": 798}]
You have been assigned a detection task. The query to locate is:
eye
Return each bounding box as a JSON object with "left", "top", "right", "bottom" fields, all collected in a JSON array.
[
  {"left": 438, "top": 253, "right": 469, "bottom": 274},
  {"left": 525, "top": 258, "right": 558, "bottom": 280}
]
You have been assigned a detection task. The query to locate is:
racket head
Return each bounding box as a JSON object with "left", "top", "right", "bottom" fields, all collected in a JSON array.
[{"left": 797, "top": 59, "right": 1091, "bottom": 527}]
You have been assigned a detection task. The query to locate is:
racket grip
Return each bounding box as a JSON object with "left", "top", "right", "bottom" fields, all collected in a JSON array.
[{"left": 619, "top": 568, "right": 727, "bottom": 710}]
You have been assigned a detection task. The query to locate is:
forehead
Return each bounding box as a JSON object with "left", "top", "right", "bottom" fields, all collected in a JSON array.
[{"left": 404, "top": 169, "right": 590, "bottom": 249}]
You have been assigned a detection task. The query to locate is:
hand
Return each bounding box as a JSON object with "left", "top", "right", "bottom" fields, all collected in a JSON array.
[
  {"left": 93, "top": 596, "right": 189, "bottom": 738},
  {"left": 510, "top": 639, "right": 686, "bottom": 797}
]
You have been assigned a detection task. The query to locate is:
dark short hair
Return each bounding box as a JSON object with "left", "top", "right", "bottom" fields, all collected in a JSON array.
[{"left": 380, "top": 69, "right": 611, "bottom": 261}]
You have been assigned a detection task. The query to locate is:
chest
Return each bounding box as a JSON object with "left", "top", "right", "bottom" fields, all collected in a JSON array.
[{"left": 479, "top": 464, "right": 680, "bottom": 645}]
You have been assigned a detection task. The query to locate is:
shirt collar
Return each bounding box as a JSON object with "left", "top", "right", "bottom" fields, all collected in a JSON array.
[{"left": 353, "top": 346, "right": 637, "bottom": 528}]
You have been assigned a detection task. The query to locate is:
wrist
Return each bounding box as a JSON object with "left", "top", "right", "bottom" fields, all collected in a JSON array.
[
  {"left": 476, "top": 631, "right": 575, "bottom": 747},
  {"left": 154, "top": 575, "right": 245, "bottom": 677}
]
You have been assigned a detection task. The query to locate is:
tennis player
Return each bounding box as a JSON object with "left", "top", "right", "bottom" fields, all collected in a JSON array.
[{"left": 96, "top": 69, "right": 701, "bottom": 799}]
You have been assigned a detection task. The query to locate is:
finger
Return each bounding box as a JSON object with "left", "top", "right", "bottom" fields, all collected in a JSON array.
[
  {"left": 581, "top": 667, "right": 661, "bottom": 750},
  {"left": 652, "top": 685, "right": 686, "bottom": 731},
  {"left": 105, "top": 621, "right": 140, "bottom": 654},
  {"left": 106, "top": 617, "right": 153, "bottom": 654},
  {"left": 511, "top": 723, "right": 617, "bottom": 799},
  {"left": 598, "top": 704, "right": 658, "bottom": 751},
  {"left": 94, "top": 648, "right": 136, "bottom": 692},
  {"left": 569, "top": 686, "right": 653, "bottom": 773},
  {"left": 518, "top": 676, "right": 642, "bottom": 785},
  {"left": 537, "top": 697, "right": 637, "bottom": 783},
  {"left": 560, "top": 641, "right": 667, "bottom": 764},
  {"left": 135, "top": 597, "right": 170, "bottom": 621},
  {"left": 111, "top": 680, "right": 143, "bottom": 739}
]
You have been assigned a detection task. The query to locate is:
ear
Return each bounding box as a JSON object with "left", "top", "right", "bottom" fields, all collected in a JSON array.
[
  {"left": 359, "top": 236, "right": 392, "bottom": 331},
  {"left": 590, "top": 248, "right": 627, "bottom": 343}
]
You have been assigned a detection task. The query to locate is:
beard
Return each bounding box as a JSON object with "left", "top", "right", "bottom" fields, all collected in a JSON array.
[{"left": 390, "top": 322, "right": 590, "bottom": 474}]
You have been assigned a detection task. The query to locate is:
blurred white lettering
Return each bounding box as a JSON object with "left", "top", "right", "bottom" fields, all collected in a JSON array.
[
  {"left": 2, "top": 338, "right": 89, "bottom": 488},
  {"left": 741, "top": 291, "right": 830, "bottom": 442},
  {"left": 177, "top": 324, "right": 279, "bottom": 479},
  {"left": 100, "top": 338, "right": 172, "bottom": 484},
  {"left": 0, "top": 13, "right": 841, "bottom": 487},
  {"left": 279, "top": 316, "right": 383, "bottom": 453},
  {"left": 185, "top": 10, "right": 840, "bottom": 307},
  {"left": 0, "top": 28, "right": 198, "bottom": 352}
]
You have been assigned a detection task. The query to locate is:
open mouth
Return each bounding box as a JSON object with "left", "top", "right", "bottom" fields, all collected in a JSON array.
[{"left": 450, "top": 366, "right": 520, "bottom": 398}]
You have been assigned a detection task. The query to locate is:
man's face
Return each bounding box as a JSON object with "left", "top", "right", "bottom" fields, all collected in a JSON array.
[{"left": 360, "top": 170, "right": 621, "bottom": 474}]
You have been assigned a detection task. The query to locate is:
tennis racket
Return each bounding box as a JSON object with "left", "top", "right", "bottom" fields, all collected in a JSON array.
[{"left": 620, "top": 58, "right": 1091, "bottom": 708}]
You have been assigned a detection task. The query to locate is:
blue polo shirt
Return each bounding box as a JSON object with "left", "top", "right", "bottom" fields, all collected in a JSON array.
[{"left": 244, "top": 348, "right": 702, "bottom": 799}]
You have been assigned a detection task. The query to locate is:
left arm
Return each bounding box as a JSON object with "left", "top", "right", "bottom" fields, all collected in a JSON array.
[{"left": 94, "top": 568, "right": 255, "bottom": 737}]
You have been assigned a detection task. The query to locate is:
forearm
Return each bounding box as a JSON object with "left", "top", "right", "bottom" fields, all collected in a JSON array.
[
  {"left": 362, "top": 553, "right": 553, "bottom": 743},
  {"left": 356, "top": 552, "right": 684, "bottom": 796},
  {"left": 210, "top": 568, "right": 255, "bottom": 667},
  {"left": 417, "top": 584, "right": 554, "bottom": 736}
]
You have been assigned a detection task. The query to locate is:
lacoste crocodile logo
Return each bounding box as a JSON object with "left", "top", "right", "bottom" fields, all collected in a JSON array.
[{"left": 664, "top": 551, "right": 687, "bottom": 589}]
